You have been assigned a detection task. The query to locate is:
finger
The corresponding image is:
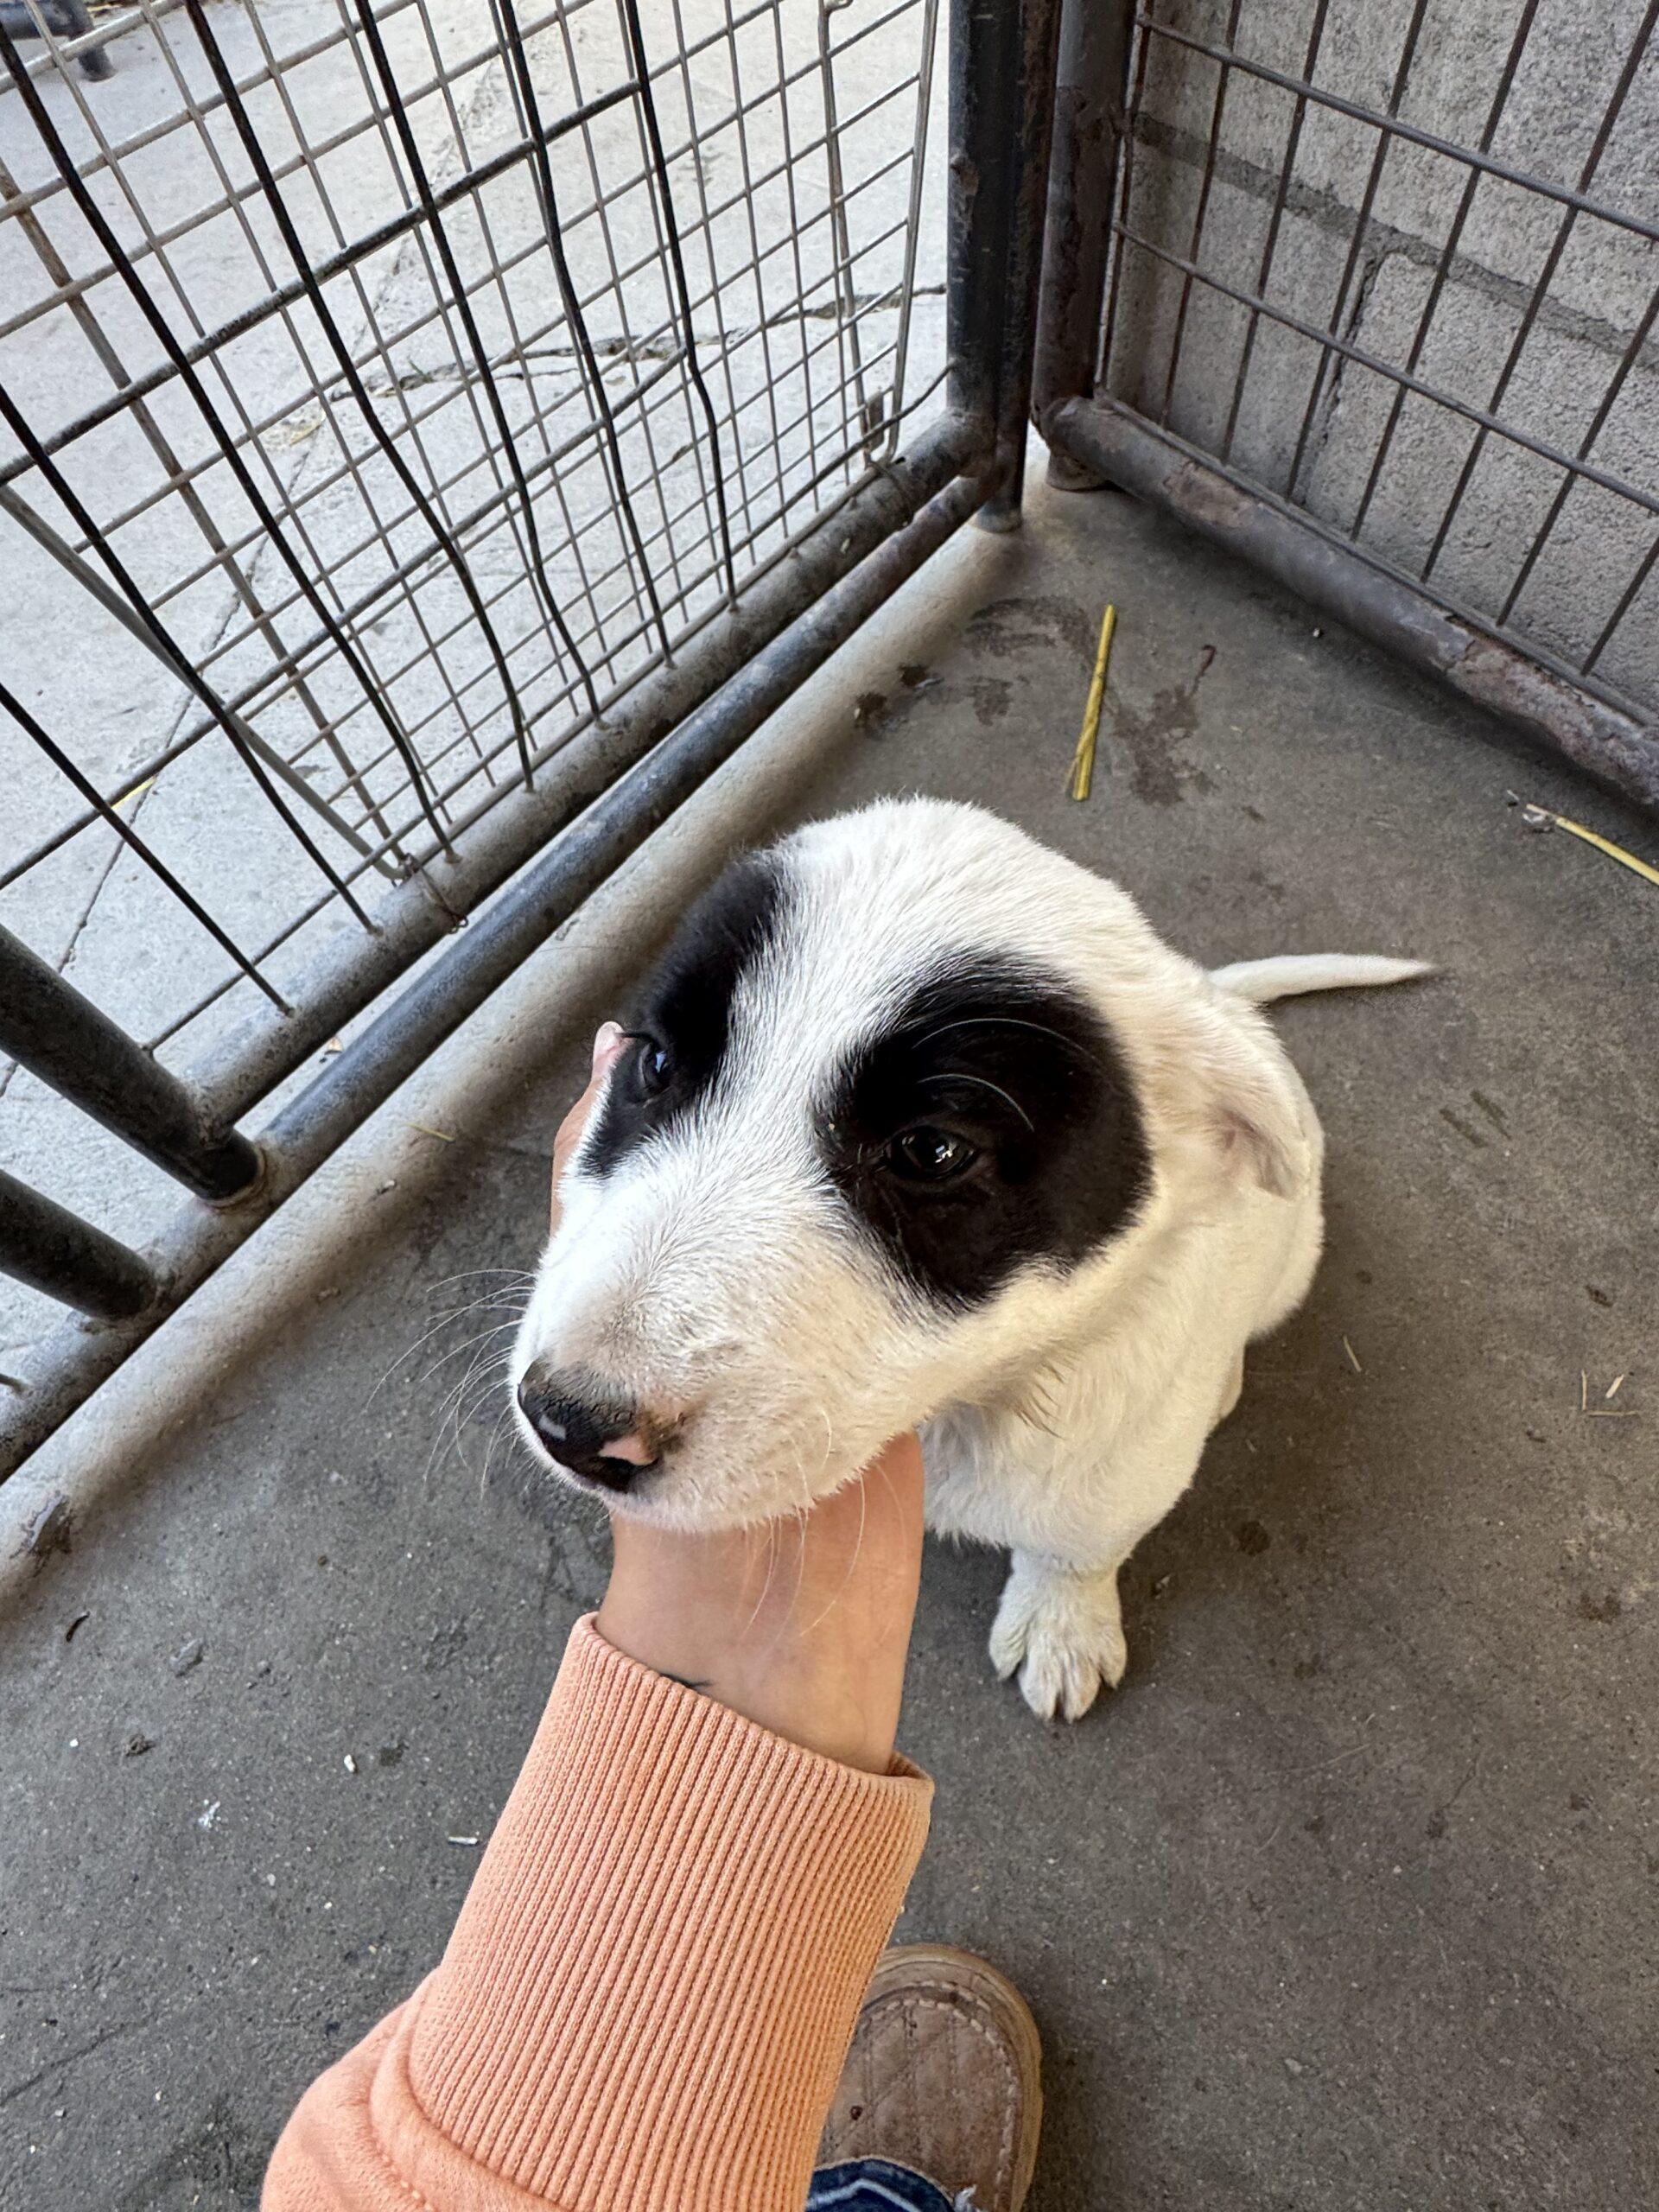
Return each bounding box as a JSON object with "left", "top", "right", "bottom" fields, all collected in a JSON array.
[{"left": 550, "top": 1021, "right": 627, "bottom": 1228}]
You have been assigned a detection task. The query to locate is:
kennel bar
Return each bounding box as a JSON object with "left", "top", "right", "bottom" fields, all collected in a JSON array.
[
  {"left": 0, "top": 924, "right": 261, "bottom": 1203},
  {"left": 0, "top": 1167, "right": 157, "bottom": 1323},
  {"left": 0, "top": 0, "right": 1060, "bottom": 1477},
  {"left": 1035, "top": 0, "right": 1659, "bottom": 815}
]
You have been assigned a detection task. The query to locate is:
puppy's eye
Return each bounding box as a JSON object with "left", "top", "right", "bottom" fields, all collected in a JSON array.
[
  {"left": 633, "top": 1037, "right": 674, "bottom": 1097},
  {"left": 887, "top": 1126, "right": 978, "bottom": 1183}
]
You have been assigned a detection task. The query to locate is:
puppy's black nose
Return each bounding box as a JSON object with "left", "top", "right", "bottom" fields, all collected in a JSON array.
[{"left": 516, "top": 1367, "right": 655, "bottom": 1492}]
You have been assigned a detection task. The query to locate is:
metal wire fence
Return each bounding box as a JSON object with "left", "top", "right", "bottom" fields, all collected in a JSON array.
[
  {"left": 2, "top": 0, "right": 944, "bottom": 1055},
  {"left": 1038, "top": 0, "right": 1659, "bottom": 810},
  {"left": 1, "top": 0, "right": 1062, "bottom": 1472}
]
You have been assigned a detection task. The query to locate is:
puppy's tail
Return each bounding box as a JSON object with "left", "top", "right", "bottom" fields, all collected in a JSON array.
[{"left": 1211, "top": 953, "right": 1434, "bottom": 1004}]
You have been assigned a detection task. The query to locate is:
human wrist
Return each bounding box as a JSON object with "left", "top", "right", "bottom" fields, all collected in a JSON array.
[
  {"left": 595, "top": 1527, "right": 904, "bottom": 1774},
  {"left": 595, "top": 1434, "right": 925, "bottom": 1774}
]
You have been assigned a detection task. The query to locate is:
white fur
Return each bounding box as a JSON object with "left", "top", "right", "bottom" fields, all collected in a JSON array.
[{"left": 512, "top": 799, "right": 1426, "bottom": 1719}]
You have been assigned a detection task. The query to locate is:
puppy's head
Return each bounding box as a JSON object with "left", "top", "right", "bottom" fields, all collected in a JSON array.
[{"left": 512, "top": 798, "right": 1300, "bottom": 1528}]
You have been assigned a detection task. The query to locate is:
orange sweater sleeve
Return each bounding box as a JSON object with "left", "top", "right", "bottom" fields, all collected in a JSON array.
[{"left": 263, "top": 1616, "right": 932, "bottom": 2212}]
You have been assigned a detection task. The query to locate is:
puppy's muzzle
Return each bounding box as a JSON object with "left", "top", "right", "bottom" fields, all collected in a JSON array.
[{"left": 517, "top": 1363, "right": 658, "bottom": 1493}]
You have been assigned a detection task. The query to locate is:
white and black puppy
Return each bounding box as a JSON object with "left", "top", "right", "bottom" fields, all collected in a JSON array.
[{"left": 512, "top": 798, "right": 1427, "bottom": 1719}]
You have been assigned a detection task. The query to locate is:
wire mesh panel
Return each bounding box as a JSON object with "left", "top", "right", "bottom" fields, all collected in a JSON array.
[
  {"left": 0, "top": 0, "right": 944, "bottom": 1074},
  {"left": 1090, "top": 0, "right": 1659, "bottom": 741}
]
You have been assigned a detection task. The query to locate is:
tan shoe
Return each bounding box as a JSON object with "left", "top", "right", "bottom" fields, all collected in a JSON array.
[{"left": 818, "top": 1945, "right": 1043, "bottom": 2211}]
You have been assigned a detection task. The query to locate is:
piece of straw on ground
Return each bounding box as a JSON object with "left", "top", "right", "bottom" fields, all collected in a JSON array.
[
  {"left": 1069, "top": 602, "right": 1116, "bottom": 803},
  {"left": 1519, "top": 800, "right": 1659, "bottom": 888}
]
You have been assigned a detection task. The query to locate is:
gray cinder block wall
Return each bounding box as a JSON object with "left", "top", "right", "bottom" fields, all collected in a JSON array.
[{"left": 1105, "top": 0, "right": 1659, "bottom": 717}]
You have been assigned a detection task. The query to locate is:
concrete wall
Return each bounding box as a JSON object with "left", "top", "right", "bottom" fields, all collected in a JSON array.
[{"left": 1103, "top": 0, "right": 1659, "bottom": 718}]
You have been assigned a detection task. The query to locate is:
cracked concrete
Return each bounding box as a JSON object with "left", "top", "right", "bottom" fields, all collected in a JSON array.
[{"left": 2, "top": 457, "right": 1656, "bottom": 2209}]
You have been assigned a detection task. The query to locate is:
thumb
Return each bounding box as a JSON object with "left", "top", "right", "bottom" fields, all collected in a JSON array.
[{"left": 550, "top": 1021, "right": 628, "bottom": 1226}]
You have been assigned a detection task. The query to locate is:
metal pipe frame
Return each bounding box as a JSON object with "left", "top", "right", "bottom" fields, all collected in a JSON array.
[
  {"left": 948, "top": 0, "right": 1065, "bottom": 532},
  {"left": 0, "top": 1170, "right": 156, "bottom": 1324},
  {"left": 0, "top": 924, "right": 260, "bottom": 1209},
  {"left": 1031, "top": 0, "right": 1135, "bottom": 488}
]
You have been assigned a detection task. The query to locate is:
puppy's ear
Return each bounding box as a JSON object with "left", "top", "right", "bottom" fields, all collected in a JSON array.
[{"left": 1192, "top": 1021, "right": 1311, "bottom": 1199}]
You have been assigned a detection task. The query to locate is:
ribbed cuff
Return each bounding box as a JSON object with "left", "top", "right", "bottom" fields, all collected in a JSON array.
[{"left": 405, "top": 1615, "right": 931, "bottom": 2212}]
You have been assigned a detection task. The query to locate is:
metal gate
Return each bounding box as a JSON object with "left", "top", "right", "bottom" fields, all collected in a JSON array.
[
  {"left": 1035, "top": 0, "right": 1659, "bottom": 814},
  {"left": 0, "top": 0, "right": 1062, "bottom": 1474}
]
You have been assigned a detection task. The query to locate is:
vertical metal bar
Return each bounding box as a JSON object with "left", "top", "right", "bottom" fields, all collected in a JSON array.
[
  {"left": 979, "top": 0, "right": 1065, "bottom": 529},
  {"left": 1097, "top": 6, "right": 1154, "bottom": 398},
  {"left": 0, "top": 1170, "right": 157, "bottom": 1322},
  {"left": 1497, "top": 285, "right": 1659, "bottom": 625},
  {"left": 346, "top": 0, "right": 602, "bottom": 721},
  {"left": 882, "top": 0, "right": 943, "bottom": 461},
  {"left": 946, "top": 0, "right": 1009, "bottom": 441},
  {"left": 948, "top": 0, "right": 1064, "bottom": 530},
  {"left": 1033, "top": 0, "right": 1136, "bottom": 485},
  {"left": 1583, "top": 529, "right": 1659, "bottom": 677},
  {"left": 0, "top": 925, "right": 261, "bottom": 1203},
  {"left": 815, "top": 1, "right": 874, "bottom": 464},
  {"left": 490, "top": 0, "right": 671, "bottom": 658}
]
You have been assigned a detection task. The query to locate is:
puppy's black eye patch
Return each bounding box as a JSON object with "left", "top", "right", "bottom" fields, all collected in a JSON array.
[
  {"left": 823, "top": 959, "right": 1150, "bottom": 1307},
  {"left": 586, "top": 855, "right": 782, "bottom": 1174}
]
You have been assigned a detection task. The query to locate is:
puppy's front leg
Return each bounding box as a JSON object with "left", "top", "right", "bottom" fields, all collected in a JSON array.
[{"left": 989, "top": 1550, "right": 1128, "bottom": 1722}]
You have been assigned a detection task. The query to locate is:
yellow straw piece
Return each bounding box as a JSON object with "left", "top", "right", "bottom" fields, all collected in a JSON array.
[
  {"left": 1522, "top": 801, "right": 1659, "bottom": 889},
  {"left": 112, "top": 773, "right": 156, "bottom": 813},
  {"left": 1068, "top": 601, "right": 1116, "bottom": 803}
]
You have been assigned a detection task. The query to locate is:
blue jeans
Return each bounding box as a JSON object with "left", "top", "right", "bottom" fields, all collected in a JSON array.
[{"left": 807, "top": 2157, "right": 957, "bottom": 2210}]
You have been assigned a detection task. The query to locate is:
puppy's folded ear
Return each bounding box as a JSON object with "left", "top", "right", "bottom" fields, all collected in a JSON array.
[{"left": 1188, "top": 1015, "right": 1312, "bottom": 1199}]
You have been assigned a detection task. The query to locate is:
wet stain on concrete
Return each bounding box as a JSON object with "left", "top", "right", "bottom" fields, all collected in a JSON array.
[
  {"left": 969, "top": 677, "right": 1012, "bottom": 725},
  {"left": 1113, "top": 645, "right": 1217, "bottom": 805},
  {"left": 963, "top": 594, "right": 1096, "bottom": 664}
]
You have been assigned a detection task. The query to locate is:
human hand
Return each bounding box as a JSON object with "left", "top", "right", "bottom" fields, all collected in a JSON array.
[{"left": 548, "top": 1025, "right": 926, "bottom": 1774}]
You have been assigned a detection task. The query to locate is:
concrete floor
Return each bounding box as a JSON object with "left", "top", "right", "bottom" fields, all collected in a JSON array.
[{"left": 2, "top": 464, "right": 1656, "bottom": 2209}]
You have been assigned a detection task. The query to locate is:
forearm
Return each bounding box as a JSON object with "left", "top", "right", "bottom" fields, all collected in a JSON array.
[{"left": 263, "top": 1617, "right": 931, "bottom": 2212}]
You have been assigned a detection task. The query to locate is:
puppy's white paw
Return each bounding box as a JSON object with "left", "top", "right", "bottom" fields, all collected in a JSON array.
[{"left": 990, "top": 1559, "right": 1127, "bottom": 1721}]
